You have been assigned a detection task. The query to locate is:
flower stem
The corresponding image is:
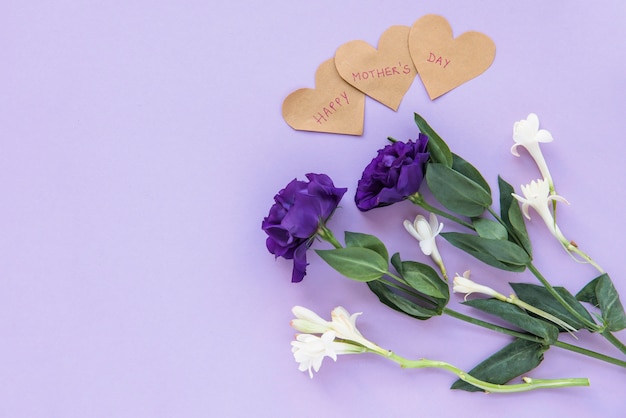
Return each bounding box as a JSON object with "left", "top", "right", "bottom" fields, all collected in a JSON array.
[
  {"left": 601, "top": 330, "right": 626, "bottom": 357},
  {"left": 444, "top": 307, "right": 543, "bottom": 341},
  {"left": 407, "top": 193, "right": 474, "bottom": 230},
  {"left": 381, "top": 352, "right": 589, "bottom": 393},
  {"left": 507, "top": 295, "right": 578, "bottom": 335},
  {"left": 553, "top": 340, "right": 626, "bottom": 368},
  {"left": 317, "top": 224, "right": 342, "bottom": 249},
  {"left": 566, "top": 244, "right": 605, "bottom": 274}
]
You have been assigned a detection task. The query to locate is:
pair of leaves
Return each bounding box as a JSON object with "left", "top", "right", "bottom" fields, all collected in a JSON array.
[
  {"left": 441, "top": 232, "right": 530, "bottom": 272},
  {"left": 367, "top": 281, "right": 441, "bottom": 320},
  {"left": 498, "top": 177, "right": 532, "bottom": 256},
  {"left": 391, "top": 253, "right": 449, "bottom": 301},
  {"left": 367, "top": 253, "right": 449, "bottom": 320},
  {"left": 415, "top": 113, "right": 492, "bottom": 218},
  {"left": 577, "top": 274, "right": 626, "bottom": 332},
  {"left": 451, "top": 338, "right": 548, "bottom": 392}
]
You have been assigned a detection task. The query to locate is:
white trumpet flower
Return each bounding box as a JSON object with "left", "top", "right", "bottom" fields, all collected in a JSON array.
[
  {"left": 290, "top": 306, "right": 385, "bottom": 378},
  {"left": 291, "top": 331, "right": 365, "bottom": 378},
  {"left": 511, "top": 179, "right": 569, "bottom": 245},
  {"left": 452, "top": 271, "right": 501, "bottom": 300},
  {"left": 404, "top": 213, "right": 446, "bottom": 278},
  {"left": 511, "top": 113, "right": 555, "bottom": 188}
]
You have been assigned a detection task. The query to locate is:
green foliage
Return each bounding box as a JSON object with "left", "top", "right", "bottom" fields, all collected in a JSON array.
[
  {"left": 472, "top": 218, "right": 508, "bottom": 240},
  {"left": 451, "top": 338, "right": 548, "bottom": 392},
  {"left": 344, "top": 231, "right": 389, "bottom": 262},
  {"left": 498, "top": 176, "right": 532, "bottom": 255},
  {"left": 511, "top": 283, "right": 595, "bottom": 331},
  {"left": 451, "top": 153, "right": 491, "bottom": 195},
  {"left": 414, "top": 113, "right": 453, "bottom": 167},
  {"left": 425, "top": 164, "right": 492, "bottom": 217},
  {"left": 391, "top": 253, "right": 449, "bottom": 301},
  {"left": 463, "top": 299, "right": 559, "bottom": 343},
  {"left": 367, "top": 281, "right": 441, "bottom": 320},
  {"left": 315, "top": 247, "right": 387, "bottom": 282},
  {"left": 577, "top": 274, "right": 626, "bottom": 332},
  {"left": 441, "top": 232, "right": 530, "bottom": 272}
]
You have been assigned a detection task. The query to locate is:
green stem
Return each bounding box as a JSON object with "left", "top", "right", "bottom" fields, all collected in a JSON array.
[
  {"left": 382, "top": 352, "right": 589, "bottom": 393},
  {"left": 407, "top": 193, "right": 474, "bottom": 230},
  {"left": 317, "top": 224, "right": 342, "bottom": 249},
  {"left": 567, "top": 244, "right": 605, "bottom": 274},
  {"left": 601, "top": 330, "right": 626, "bottom": 357},
  {"left": 553, "top": 340, "right": 626, "bottom": 368},
  {"left": 444, "top": 307, "right": 543, "bottom": 342},
  {"left": 508, "top": 295, "right": 577, "bottom": 335}
]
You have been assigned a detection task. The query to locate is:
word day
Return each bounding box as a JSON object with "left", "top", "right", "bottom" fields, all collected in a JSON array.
[
  {"left": 426, "top": 52, "right": 451, "bottom": 68},
  {"left": 312, "top": 91, "right": 351, "bottom": 125},
  {"left": 351, "top": 62, "right": 412, "bottom": 82}
]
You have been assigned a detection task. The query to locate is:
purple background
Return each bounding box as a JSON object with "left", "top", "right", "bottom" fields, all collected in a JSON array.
[{"left": 1, "top": 0, "right": 625, "bottom": 416}]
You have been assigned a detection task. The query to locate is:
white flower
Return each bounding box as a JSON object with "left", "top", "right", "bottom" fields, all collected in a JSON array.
[
  {"left": 289, "top": 306, "right": 388, "bottom": 377},
  {"left": 511, "top": 179, "right": 569, "bottom": 243},
  {"left": 290, "top": 306, "right": 332, "bottom": 334},
  {"left": 452, "top": 271, "right": 501, "bottom": 300},
  {"left": 291, "top": 306, "right": 380, "bottom": 352},
  {"left": 511, "top": 113, "right": 554, "bottom": 186},
  {"left": 291, "top": 331, "right": 365, "bottom": 378},
  {"left": 403, "top": 213, "right": 444, "bottom": 265},
  {"left": 330, "top": 306, "right": 380, "bottom": 351}
]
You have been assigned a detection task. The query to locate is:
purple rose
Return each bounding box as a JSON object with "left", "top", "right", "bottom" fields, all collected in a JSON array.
[
  {"left": 355, "top": 134, "right": 429, "bottom": 211},
  {"left": 262, "top": 173, "right": 347, "bottom": 283}
]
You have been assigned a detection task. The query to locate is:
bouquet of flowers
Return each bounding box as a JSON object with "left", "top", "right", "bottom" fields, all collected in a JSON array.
[{"left": 261, "top": 113, "right": 626, "bottom": 393}]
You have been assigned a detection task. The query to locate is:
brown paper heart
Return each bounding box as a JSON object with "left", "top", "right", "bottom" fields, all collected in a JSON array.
[
  {"left": 282, "top": 58, "right": 366, "bottom": 136},
  {"left": 334, "top": 25, "right": 417, "bottom": 111},
  {"left": 408, "top": 15, "right": 496, "bottom": 100}
]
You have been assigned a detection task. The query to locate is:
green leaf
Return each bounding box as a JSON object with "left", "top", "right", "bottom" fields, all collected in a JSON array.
[
  {"left": 315, "top": 248, "right": 387, "bottom": 282},
  {"left": 472, "top": 218, "right": 508, "bottom": 240},
  {"left": 390, "top": 252, "right": 403, "bottom": 276},
  {"left": 451, "top": 338, "right": 547, "bottom": 392},
  {"left": 577, "top": 274, "right": 626, "bottom": 332},
  {"left": 367, "top": 281, "right": 440, "bottom": 319},
  {"left": 498, "top": 176, "right": 532, "bottom": 255},
  {"left": 463, "top": 299, "right": 559, "bottom": 343},
  {"left": 425, "top": 164, "right": 492, "bottom": 217},
  {"left": 452, "top": 153, "right": 491, "bottom": 195},
  {"left": 344, "top": 231, "right": 389, "bottom": 261},
  {"left": 414, "top": 113, "right": 453, "bottom": 167},
  {"left": 441, "top": 232, "right": 530, "bottom": 272},
  {"left": 395, "top": 257, "right": 449, "bottom": 300},
  {"left": 511, "top": 283, "right": 595, "bottom": 331}
]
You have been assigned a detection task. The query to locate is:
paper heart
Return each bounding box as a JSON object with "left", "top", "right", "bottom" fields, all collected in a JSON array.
[
  {"left": 334, "top": 25, "right": 417, "bottom": 111},
  {"left": 282, "top": 59, "right": 366, "bottom": 136},
  {"left": 408, "top": 15, "right": 496, "bottom": 100}
]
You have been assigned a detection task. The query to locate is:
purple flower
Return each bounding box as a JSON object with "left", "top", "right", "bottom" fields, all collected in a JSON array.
[
  {"left": 262, "top": 173, "right": 347, "bottom": 283},
  {"left": 355, "top": 134, "right": 430, "bottom": 211}
]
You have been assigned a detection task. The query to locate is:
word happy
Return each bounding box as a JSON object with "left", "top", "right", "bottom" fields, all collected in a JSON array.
[
  {"left": 426, "top": 52, "right": 451, "bottom": 68},
  {"left": 313, "top": 91, "right": 350, "bottom": 124}
]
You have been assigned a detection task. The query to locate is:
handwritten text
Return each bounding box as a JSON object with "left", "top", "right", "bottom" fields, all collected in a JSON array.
[
  {"left": 426, "top": 52, "right": 451, "bottom": 68},
  {"left": 351, "top": 62, "right": 412, "bottom": 82},
  {"left": 313, "top": 91, "right": 350, "bottom": 124}
]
